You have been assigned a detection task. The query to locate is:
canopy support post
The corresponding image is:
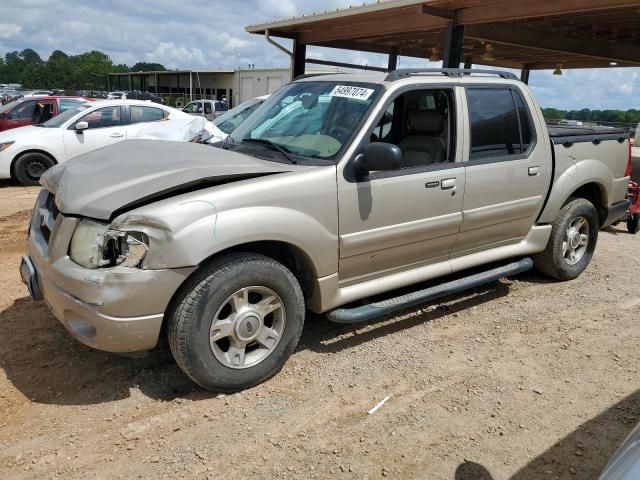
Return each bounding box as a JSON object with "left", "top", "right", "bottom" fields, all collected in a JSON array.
[
  {"left": 292, "top": 38, "right": 307, "bottom": 79},
  {"left": 443, "top": 12, "right": 464, "bottom": 68}
]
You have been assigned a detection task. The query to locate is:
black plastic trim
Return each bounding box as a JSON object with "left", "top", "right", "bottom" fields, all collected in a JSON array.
[
  {"left": 603, "top": 199, "right": 631, "bottom": 227},
  {"left": 385, "top": 68, "right": 518, "bottom": 82},
  {"left": 327, "top": 257, "right": 533, "bottom": 324},
  {"left": 535, "top": 138, "right": 556, "bottom": 224}
]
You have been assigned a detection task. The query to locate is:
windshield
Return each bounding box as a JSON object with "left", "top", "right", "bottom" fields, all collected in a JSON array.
[
  {"left": 0, "top": 100, "right": 20, "bottom": 114},
  {"left": 214, "top": 98, "right": 263, "bottom": 134},
  {"left": 40, "top": 104, "right": 91, "bottom": 128},
  {"left": 230, "top": 81, "right": 382, "bottom": 160}
]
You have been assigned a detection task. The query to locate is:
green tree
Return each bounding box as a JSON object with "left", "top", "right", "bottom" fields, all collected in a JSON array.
[
  {"left": 45, "top": 50, "right": 73, "bottom": 88},
  {"left": 130, "top": 62, "right": 166, "bottom": 72},
  {"left": 69, "top": 50, "right": 115, "bottom": 89}
]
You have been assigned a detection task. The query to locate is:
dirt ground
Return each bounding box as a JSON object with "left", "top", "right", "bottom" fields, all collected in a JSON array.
[{"left": 0, "top": 179, "right": 638, "bottom": 480}]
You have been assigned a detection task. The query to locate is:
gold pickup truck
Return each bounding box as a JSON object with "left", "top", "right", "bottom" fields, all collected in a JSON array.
[{"left": 21, "top": 69, "right": 631, "bottom": 391}]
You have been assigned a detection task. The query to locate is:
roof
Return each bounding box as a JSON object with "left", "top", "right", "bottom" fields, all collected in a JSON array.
[{"left": 247, "top": 0, "right": 640, "bottom": 69}]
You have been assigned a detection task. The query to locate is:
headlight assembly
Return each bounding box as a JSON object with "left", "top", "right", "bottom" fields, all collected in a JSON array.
[
  {"left": 69, "top": 219, "right": 149, "bottom": 269},
  {"left": 0, "top": 141, "right": 14, "bottom": 153}
]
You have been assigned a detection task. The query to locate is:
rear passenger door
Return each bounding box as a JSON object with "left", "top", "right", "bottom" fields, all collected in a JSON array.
[{"left": 452, "top": 86, "right": 550, "bottom": 256}]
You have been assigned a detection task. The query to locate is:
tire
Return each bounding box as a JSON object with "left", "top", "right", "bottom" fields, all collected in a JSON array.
[
  {"left": 533, "top": 197, "right": 599, "bottom": 281},
  {"left": 167, "top": 253, "right": 305, "bottom": 392},
  {"left": 627, "top": 214, "right": 640, "bottom": 235},
  {"left": 13, "top": 152, "right": 55, "bottom": 186}
]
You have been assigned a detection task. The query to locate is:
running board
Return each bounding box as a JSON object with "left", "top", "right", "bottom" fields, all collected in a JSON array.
[{"left": 327, "top": 257, "right": 534, "bottom": 324}]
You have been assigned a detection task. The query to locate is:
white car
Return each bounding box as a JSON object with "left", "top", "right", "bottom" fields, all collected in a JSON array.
[
  {"left": 207, "top": 95, "right": 269, "bottom": 143},
  {"left": 0, "top": 100, "right": 194, "bottom": 185}
]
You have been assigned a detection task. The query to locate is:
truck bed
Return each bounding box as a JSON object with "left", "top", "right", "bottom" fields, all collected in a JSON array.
[{"left": 548, "top": 125, "right": 629, "bottom": 145}]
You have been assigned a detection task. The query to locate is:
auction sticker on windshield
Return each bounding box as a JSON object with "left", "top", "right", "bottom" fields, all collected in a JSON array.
[{"left": 329, "top": 85, "right": 375, "bottom": 101}]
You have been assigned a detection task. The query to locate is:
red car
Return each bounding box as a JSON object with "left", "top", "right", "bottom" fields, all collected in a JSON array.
[{"left": 0, "top": 96, "right": 93, "bottom": 132}]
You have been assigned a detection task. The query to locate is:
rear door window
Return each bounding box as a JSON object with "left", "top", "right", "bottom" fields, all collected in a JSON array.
[
  {"left": 129, "top": 105, "right": 167, "bottom": 123},
  {"left": 466, "top": 88, "right": 529, "bottom": 159}
]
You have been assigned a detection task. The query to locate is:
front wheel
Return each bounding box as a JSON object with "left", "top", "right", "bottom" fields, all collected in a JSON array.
[
  {"left": 533, "top": 197, "right": 599, "bottom": 280},
  {"left": 167, "top": 253, "right": 305, "bottom": 392}
]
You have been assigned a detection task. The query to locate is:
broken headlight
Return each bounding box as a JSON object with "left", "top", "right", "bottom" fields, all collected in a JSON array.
[{"left": 69, "top": 219, "right": 149, "bottom": 269}]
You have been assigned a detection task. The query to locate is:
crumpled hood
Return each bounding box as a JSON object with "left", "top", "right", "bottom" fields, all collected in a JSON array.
[{"left": 41, "top": 139, "right": 299, "bottom": 220}]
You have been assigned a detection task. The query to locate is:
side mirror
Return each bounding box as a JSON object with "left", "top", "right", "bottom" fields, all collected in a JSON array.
[
  {"left": 357, "top": 142, "right": 402, "bottom": 174},
  {"left": 74, "top": 121, "right": 89, "bottom": 133}
]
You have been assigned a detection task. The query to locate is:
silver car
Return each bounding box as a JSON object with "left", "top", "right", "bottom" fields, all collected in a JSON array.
[
  {"left": 21, "top": 70, "right": 631, "bottom": 392},
  {"left": 182, "top": 99, "right": 229, "bottom": 121}
]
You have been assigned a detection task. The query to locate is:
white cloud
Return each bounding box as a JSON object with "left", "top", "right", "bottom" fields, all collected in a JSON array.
[
  {"left": 0, "top": 23, "right": 21, "bottom": 40},
  {"left": 145, "top": 42, "right": 207, "bottom": 67},
  {"left": 258, "top": 0, "right": 297, "bottom": 18}
]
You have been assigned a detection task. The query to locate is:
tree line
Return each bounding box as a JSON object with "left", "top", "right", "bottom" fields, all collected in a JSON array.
[
  {"left": 542, "top": 107, "right": 640, "bottom": 125},
  {"left": 0, "top": 49, "right": 166, "bottom": 91}
]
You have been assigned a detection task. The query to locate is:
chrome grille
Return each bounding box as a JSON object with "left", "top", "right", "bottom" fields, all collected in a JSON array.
[{"left": 39, "top": 192, "right": 59, "bottom": 244}]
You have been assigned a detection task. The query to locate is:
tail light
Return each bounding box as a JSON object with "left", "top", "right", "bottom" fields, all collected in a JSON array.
[{"left": 625, "top": 139, "right": 633, "bottom": 177}]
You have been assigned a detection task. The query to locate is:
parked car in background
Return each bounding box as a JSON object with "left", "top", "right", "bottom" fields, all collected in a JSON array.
[
  {"left": 22, "top": 70, "right": 631, "bottom": 392},
  {"left": 0, "top": 100, "right": 192, "bottom": 185},
  {"left": 0, "top": 97, "right": 92, "bottom": 132},
  {"left": 182, "top": 99, "right": 228, "bottom": 121},
  {"left": 124, "top": 91, "right": 164, "bottom": 104},
  {"left": 1, "top": 90, "right": 22, "bottom": 105},
  {"left": 105, "top": 91, "right": 163, "bottom": 103},
  {"left": 207, "top": 95, "right": 269, "bottom": 143},
  {"left": 22, "top": 90, "right": 53, "bottom": 98}
]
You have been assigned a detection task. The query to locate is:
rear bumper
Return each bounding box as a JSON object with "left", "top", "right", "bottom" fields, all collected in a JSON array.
[{"left": 603, "top": 199, "right": 631, "bottom": 227}]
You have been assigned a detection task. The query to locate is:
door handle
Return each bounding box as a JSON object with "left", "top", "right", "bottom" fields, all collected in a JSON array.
[
  {"left": 528, "top": 166, "right": 540, "bottom": 176},
  {"left": 441, "top": 178, "right": 456, "bottom": 190},
  {"left": 110, "top": 133, "right": 124, "bottom": 138}
]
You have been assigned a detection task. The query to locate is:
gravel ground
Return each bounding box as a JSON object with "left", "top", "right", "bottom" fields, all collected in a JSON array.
[{"left": 0, "top": 180, "right": 638, "bottom": 480}]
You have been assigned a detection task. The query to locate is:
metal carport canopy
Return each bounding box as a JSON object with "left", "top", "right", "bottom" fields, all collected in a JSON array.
[{"left": 246, "top": 0, "right": 640, "bottom": 77}]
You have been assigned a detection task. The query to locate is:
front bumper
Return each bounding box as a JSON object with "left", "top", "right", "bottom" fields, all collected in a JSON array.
[
  {"left": 0, "top": 147, "right": 14, "bottom": 179},
  {"left": 23, "top": 190, "right": 195, "bottom": 352}
]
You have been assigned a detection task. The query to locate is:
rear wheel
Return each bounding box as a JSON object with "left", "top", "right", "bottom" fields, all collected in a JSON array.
[
  {"left": 627, "top": 214, "right": 640, "bottom": 234},
  {"left": 167, "top": 253, "right": 305, "bottom": 392},
  {"left": 533, "top": 197, "right": 599, "bottom": 280},
  {"left": 13, "top": 152, "right": 55, "bottom": 186}
]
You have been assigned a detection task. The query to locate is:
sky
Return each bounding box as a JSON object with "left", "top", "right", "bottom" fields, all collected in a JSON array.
[{"left": 1, "top": 0, "right": 639, "bottom": 110}]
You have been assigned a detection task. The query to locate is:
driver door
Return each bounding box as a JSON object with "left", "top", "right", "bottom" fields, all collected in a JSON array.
[
  {"left": 337, "top": 86, "right": 466, "bottom": 285},
  {"left": 62, "top": 106, "right": 127, "bottom": 160}
]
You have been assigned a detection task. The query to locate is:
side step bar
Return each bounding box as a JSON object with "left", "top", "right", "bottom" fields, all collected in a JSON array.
[{"left": 327, "top": 257, "right": 533, "bottom": 324}]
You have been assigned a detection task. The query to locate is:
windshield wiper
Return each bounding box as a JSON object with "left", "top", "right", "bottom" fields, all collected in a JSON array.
[{"left": 241, "top": 138, "right": 297, "bottom": 164}]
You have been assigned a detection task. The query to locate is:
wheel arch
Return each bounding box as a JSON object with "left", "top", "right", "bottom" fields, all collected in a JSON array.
[
  {"left": 160, "top": 240, "right": 318, "bottom": 342},
  {"left": 10, "top": 149, "right": 57, "bottom": 179},
  {"left": 566, "top": 181, "right": 608, "bottom": 226}
]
